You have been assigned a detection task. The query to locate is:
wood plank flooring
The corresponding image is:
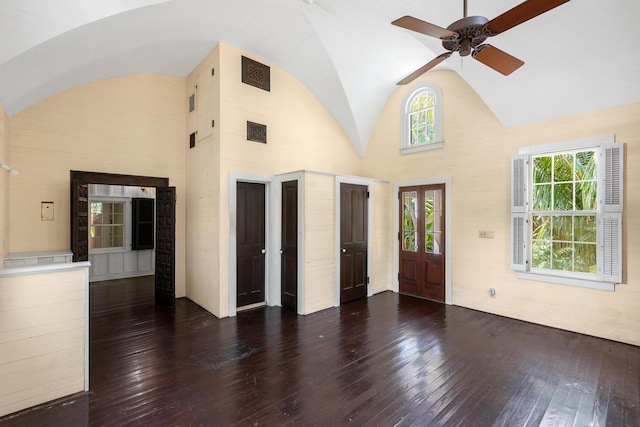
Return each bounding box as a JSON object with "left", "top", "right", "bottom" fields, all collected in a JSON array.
[{"left": 1, "top": 277, "right": 638, "bottom": 426}]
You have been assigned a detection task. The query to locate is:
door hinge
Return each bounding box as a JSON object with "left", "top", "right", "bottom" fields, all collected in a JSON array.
[
  {"left": 367, "top": 277, "right": 370, "bottom": 284},
  {"left": 398, "top": 231, "right": 401, "bottom": 241},
  {"left": 366, "top": 191, "right": 370, "bottom": 198},
  {"left": 397, "top": 273, "right": 400, "bottom": 281}
]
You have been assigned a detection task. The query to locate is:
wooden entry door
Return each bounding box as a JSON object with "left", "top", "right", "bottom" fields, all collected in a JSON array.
[
  {"left": 340, "top": 183, "right": 368, "bottom": 304},
  {"left": 281, "top": 180, "right": 298, "bottom": 312},
  {"left": 399, "top": 184, "right": 445, "bottom": 302},
  {"left": 155, "top": 187, "right": 176, "bottom": 306},
  {"left": 236, "top": 182, "right": 266, "bottom": 307}
]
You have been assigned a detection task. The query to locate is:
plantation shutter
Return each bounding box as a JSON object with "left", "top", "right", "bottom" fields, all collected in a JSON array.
[
  {"left": 511, "top": 155, "right": 528, "bottom": 212},
  {"left": 601, "top": 213, "right": 622, "bottom": 283},
  {"left": 511, "top": 213, "right": 527, "bottom": 271},
  {"left": 600, "top": 142, "right": 623, "bottom": 283},
  {"left": 511, "top": 155, "right": 528, "bottom": 271},
  {"left": 602, "top": 143, "right": 623, "bottom": 212}
]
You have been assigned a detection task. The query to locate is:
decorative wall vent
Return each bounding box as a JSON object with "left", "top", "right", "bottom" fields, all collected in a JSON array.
[
  {"left": 242, "top": 56, "right": 270, "bottom": 92},
  {"left": 189, "top": 132, "right": 196, "bottom": 149},
  {"left": 247, "top": 121, "right": 267, "bottom": 144},
  {"left": 188, "top": 93, "right": 196, "bottom": 112}
]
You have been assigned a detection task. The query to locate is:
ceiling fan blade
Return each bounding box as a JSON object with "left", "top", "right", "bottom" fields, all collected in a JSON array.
[
  {"left": 397, "top": 53, "right": 452, "bottom": 85},
  {"left": 392, "top": 16, "right": 457, "bottom": 40},
  {"left": 486, "top": 0, "right": 570, "bottom": 35},
  {"left": 472, "top": 45, "right": 524, "bottom": 75}
]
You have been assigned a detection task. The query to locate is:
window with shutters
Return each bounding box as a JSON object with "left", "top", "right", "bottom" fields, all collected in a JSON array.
[
  {"left": 511, "top": 135, "right": 623, "bottom": 290},
  {"left": 401, "top": 83, "right": 443, "bottom": 154}
]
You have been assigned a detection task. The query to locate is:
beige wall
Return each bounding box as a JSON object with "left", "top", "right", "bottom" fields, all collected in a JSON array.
[
  {"left": 0, "top": 267, "right": 88, "bottom": 417},
  {"left": 8, "top": 75, "right": 187, "bottom": 296},
  {"left": 184, "top": 43, "right": 363, "bottom": 317},
  {"left": 302, "top": 173, "right": 337, "bottom": 313},
  {"left": 0, "top": 104, "right": 8, "bottom": 259},
  {"left": 218, "top": 43, "right": 364, "bottom": 317},
  {"left": 185, "top": 46, "right": 222, "bottom": 315},
  {"left": 362, "top": 70, "right": 640, "bottom": 346},
  {"left": 370, "top": 180, "right": 392, "bottom": 295},
  {"left": 6, "top": 45, "right": 635, "bottom": 347}
]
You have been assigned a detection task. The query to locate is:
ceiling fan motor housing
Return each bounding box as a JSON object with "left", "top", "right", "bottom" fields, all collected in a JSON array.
[{"left": 442, "top": 16, "right": 489, "bottom": 56}]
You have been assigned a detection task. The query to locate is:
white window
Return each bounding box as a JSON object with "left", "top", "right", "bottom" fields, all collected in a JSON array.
[
  {"left": 401, "top": 83, "right": 443, "bottom": 154},
  {"left": 90, "top": 201, "right": 125, "bottom": 250},
  {"left": 511, "top": 135, "right": 623, "bottom": 290}
]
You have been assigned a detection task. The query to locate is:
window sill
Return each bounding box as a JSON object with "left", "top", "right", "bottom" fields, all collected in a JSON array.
[
  {"left": 517, "top": 272, "right": 615, "bottom": 291},
  {"left": 401, "top": 141, "right": 443, "bottom": 155}
]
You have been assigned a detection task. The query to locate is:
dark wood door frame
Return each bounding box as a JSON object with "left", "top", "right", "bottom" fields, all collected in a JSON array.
[
  {"left": 70, "top": 170, "right": 175, "bottom": 306},
  {"left": 394, "top": 178, "right": 451, "bottom": 304}
]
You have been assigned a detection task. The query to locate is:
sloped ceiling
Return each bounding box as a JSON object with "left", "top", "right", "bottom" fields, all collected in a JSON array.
[{"left": 1, "top": 0, "right": 639, "bottom": 155}]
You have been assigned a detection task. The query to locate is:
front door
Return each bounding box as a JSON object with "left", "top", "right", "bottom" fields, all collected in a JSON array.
[
  {"left": 340, "top": 183, "right": 368, "bottom": 304},
  {"left": 399, "top": 184, "right": 445, "bottom": 302},
  {"left": 281, "top": 180, "right": 298, "bottom": 312},
  {"left": 236, "top": 182, "right": 266, "bottom": 307}
]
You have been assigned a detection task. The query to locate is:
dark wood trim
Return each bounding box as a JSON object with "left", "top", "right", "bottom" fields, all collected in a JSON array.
[
  {"left": 69, "top": 170, "right": 171, "bottom": 263},
  {"left": 70, "top": 171, "right": 169, "bottom": 188}
]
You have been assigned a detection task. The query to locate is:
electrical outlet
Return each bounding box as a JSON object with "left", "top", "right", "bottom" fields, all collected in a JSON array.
[{"left": 479, "top": 230, "right": 495, "bottom": 239}]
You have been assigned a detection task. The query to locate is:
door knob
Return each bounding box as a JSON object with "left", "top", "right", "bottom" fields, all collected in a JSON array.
[
  {"left": 341, "top": 248, "right": 347, "bottom": 253},
  {"left": 279, "top": 249, "right": 284, "bottom": 254},
  {"left": 261, "top": 249, "right": 266, "bottom": 254}
]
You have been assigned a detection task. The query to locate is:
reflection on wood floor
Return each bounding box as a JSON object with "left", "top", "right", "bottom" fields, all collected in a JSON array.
[{"left": 1, "top": 276, "right": 638, "bottom": 426}]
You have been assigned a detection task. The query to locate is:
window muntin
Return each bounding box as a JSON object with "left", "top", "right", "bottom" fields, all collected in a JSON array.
[
  {"left": 90, "top": 202, "right": 125, "bottom": 249},
  {"left": 401, "top": 83, "right": 443, "bottom": 153},
  {"left": 408, "top": 90, "right": 436, "bottom": 146},
  {"left": 402, "top": 191, "right": 418, "bottom": 252},
  {"left": 530, "top": 149, "right": 597, "bottom": 276}
]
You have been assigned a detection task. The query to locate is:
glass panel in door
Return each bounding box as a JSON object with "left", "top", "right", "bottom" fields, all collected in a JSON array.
[
  {"left": 402, "top": 191, "right": 418, "bottom": 252},
  {"left": 425, "top": 189, "right": 442, "bottom": 254}
]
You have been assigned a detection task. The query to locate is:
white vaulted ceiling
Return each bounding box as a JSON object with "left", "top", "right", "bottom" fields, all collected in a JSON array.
[{"left": 1, "top": 0, "right": 639, "bottom": 155}]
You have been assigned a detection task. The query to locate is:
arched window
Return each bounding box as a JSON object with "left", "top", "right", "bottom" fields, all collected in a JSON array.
[{"left": 401, "top": 83, "right": 443, "bottom": 153}]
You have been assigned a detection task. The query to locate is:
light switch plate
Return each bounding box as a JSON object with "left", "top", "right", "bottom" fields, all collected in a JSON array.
[
  {"left": 479, "top": 230, "right": 494, "bottom": 239},
  {"left": 41, "top": 201, "right": 54, "bottom": 221}
]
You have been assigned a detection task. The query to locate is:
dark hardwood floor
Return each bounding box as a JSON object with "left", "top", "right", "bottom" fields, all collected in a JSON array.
[{"left": 1, "top": 277, "right": 639, "bottom": 426}]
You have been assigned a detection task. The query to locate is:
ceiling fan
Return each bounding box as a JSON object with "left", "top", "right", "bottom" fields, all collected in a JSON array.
[{"left": 392, "top": 0, "right": 570, "bottom": 84}]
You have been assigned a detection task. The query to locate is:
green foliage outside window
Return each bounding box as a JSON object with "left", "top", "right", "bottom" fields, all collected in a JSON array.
[
  {"left": 402, "top": 192, "right": 417, "bottom": 252},
  {"left": 409, "top": 90, "right": 436, "bottom": 146},
  {"left": 531, "top": 150, "right": 597, "bottom": 273}
]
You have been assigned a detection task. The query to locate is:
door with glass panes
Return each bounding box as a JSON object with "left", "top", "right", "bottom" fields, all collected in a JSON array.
[{"left": 398, "top": 184, "right": 445, "bottom": 302}]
